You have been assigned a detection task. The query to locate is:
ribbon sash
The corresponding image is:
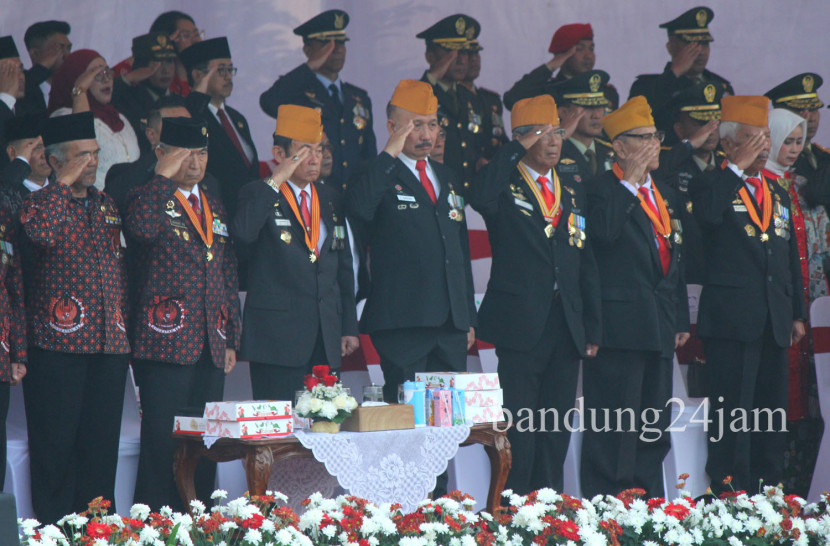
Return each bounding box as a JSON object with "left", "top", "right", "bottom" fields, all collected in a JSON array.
[
  {"left": 174, "top": 191, "right": 214, "bottom": 249},
  {"left": 517, "top": 162, "right": 561, "bottom": 223},
  {"left": 737, "top": 174, "right": 773, "bottom": 236},
  {"left": 612, "top": 163, "right": 671, "bottom": 238},
  {"left": 279, "top": 182, "right": 321, "bottom": 256}
]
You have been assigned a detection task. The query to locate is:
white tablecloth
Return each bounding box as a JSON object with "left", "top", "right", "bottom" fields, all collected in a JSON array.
[{"left": 294, "top": 425, "right": 471, "bottom": 513}]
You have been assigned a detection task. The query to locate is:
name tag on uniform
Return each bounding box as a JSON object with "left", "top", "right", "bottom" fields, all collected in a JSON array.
[
  {"left": 212, "top": 219, "right": 229, "bottom": 237},
  {"left": 275, "top": 218, "right": 291, "bottom": 227},
  {"left": 514, "top": 198, "right": 533, "bottom": 211},
  {"left": 397, "top": 194, "right": 416, "bottom": 202},
  {"left": 733, "top": 204, "right": 747, "bottom": 212}
]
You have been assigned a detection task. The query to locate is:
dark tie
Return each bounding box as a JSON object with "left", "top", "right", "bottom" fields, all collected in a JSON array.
[
  {"left": 217, "top": 107, "right": 251, "bottom": 169},
  {"left": 328, "top": 83, "right": 342, "bottom": 111},
  {"left": 746, "top": 177, "right": 763, "bottom": 205},
  {"left": 188, "top": 193, "right": 203, "bottom": 228},
  {"left": 638, "top": 186, "right": 671, "bottom": 276},
  {"left": 584, "top": 148, "right": 598, "bottom": 176},
  {"left": 415, "top": 160, "right": 437, "bottom": 204},
  {"left": 300, "top": 189, "right": 312, "bottom": 232}
]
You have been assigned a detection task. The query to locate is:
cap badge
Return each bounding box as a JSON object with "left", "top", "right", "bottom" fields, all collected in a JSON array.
[
  {"left": 334, "top": 13, "right": 345, "bottom": 30},
  {"left": 465, "top": 27, "right": 475, "bottom": 39},
  {"left": 704, "top": 84, "right": 716, "bottom": 103},
  {"left": 455, "top": 17, "right": 466, "bottom": 35},
  {"left": 696, "top": 9, "right": 707, "bottom": 27},
  {"left": 803, "top": 75, "right": 815, "bottom": 93},
  {"left": 589, "top": 74, "right": 601, "bottom": 93},
  {"left": 201, "top": 127, "right": 208, "bottom": 136},
  {"left": 157, "top": 35, "right": 167, "bottom": 47}
]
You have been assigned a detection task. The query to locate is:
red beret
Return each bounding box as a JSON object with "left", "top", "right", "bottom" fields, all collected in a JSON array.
[{"left": 548, "top": 23, "right": 593, "bottom": 54}]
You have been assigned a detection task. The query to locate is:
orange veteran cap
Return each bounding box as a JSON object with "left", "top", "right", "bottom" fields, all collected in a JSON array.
[
  {"left": 511, "top": 95, "right": 560, "bottom": 130},
  {"left": 602, "top": 95, "right": 655, "bottom": 140},
  {"left": 390, "top": 80, "right": 438, "bottom": 115},
  {"left": 274, "top": 104, "right": 323, "bottom": 144},
  {"left": 720, "top": 95, "right": 770, "bottom": 127}
]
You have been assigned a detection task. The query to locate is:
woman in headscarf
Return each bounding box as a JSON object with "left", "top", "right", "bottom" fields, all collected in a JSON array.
[
  {"left": 763, "top": 108, "right": 829, "bottom": 424},
  {"left": 48, "top": 49, "right": 140, "bottom": 189}
]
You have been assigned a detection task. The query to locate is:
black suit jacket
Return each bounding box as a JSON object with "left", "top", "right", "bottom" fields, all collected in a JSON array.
[
  {"left": 259, "top": 64, "right": 377, "bottom": 190},
  {"left": 185, "top": 92, "right": 259, "bottom": 219},
  {"left": 587, "top": 170, "right": 690, "bottom": 357},
  {"left": 17, "top": 64, "right": 50, "bottom": 115},
  {"left": 557, "top": 138, "right": 615, "bottom": 181},
  {"left": 232, "top": 179, "right": 358, "bottom": 368},
  {"left": 689, "top": 166, "right": 806, "bottom": 347},
  {"left": 346, "top": 152, "right": 476, "bottom": 334},
  {"left": 470, "top": 140, "right": 601, "bottom": 353},
  {"left": 793, "top": 143, "right": 830, "bottom": 208}
]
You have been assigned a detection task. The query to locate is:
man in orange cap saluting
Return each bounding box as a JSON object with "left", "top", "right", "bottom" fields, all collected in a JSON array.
[
  {"left": 469, "top": 94, "right": 601, "bottom": 494},
  {"left": 347, "top": 80, "right": 476, "bottom": 404},
  {"left": 689, "top": 96, "right": 806, "bottom": 494},
  {"left": 582, "top": 96, "right": 689, "bottom": 499}
]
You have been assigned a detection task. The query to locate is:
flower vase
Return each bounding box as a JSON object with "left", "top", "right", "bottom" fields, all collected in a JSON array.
[{"left": 311, "top": 420, "right": 340, "bottom": 433}]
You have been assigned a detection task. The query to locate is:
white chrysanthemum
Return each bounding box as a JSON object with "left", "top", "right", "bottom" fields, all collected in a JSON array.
[
  {"left": 242, "top": 529, "right": 262, "bottom": 544},
  {"left": 367, "top": 536, "right": 380, "bottom": 546},
  {"left": 345, "top": 396, "right": 358, "bottom": 410},
  {"left": 138, "top": 525, "right": 160, "bottom": 544},
  {"left": 189, "top": 500, "right": 206, "bottom": 516},
  {"left": 93, "top": 538, "right": 109, "bottom": 546},
  {"left": 219, "top": 521, "right": 238, "bottom": 532},
  {"left": 398, "top": 537, "right": 427, "bottom": 546},
  {"left": 19, "top": 518, "right": 41, "bottom": 536},
  {"left": 727, "top": 537, "right": 743, "bottom": 546},
  {"left": 130, "top": 504, "right": 151, "bottom": 521},
  {"left": 57, "top": 514, "right": 88, "bottom": 528},
  {"left": 298, "top": 508, "right": 323, "bottom": 530},
  {"left": 535, "top": 488, "right": 560, "bottom": 504},
  {"left": 39, "top": 525, "right": 64, "bottom": 539},
  {"left": 259, "top": 519, "right": 275, "bottom": 533},
  {"left": 319, "top": 401, "right": 338, "bottom": 420},
  {"left": 159, "top": 506, "right": 173, "bottom": 517},
  {"left": 321, "top": 524, "right": 337, "bottom": 538},
  {"left": 309, "top": 398, "right": 323, "bottom": 413},
  {"left": 460, "top": 537, "right": 477, "bottom": 546}
]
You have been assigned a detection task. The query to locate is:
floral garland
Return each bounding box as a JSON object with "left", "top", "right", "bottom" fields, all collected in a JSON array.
[{"left": 18, "top": 476, "right": 830, "bottom": 546}]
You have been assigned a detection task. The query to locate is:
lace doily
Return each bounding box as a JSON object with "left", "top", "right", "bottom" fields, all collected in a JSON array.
[
  {"left": 294, "top": 426, "right": 471, "bottom": 513},
  {"left": 268, "top": 458, "right": 343, "bottom": 513}
]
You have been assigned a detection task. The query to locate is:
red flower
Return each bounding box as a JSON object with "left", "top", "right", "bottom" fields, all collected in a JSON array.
[
  {"left": 121, "top": 517, "right": 145, "bottom": 529},
  {"left": 647, "top": 498, "right": 665, "bottom": 511},
  {"left": 322, "top": 374, "right": 338, "bottom": 387},
  {"left": 722, "top": 475, "right": 733, "bottom": 485},
  {"left": 312, "top": 365, "right": 330, "bottom": 378},
  {"left": 719, "top": 490, "right": 747, "bottom": 500},
  {"left": 86, "top": 521, "right": 113, "bottom": 539},
  {"left": 304, "top": 375, "right": 320, "bottom": 390},
  {"left": 552, "top": 519, "right": 580, "bottom": 541},
  {"left": 242, "top": 513, "right": 265, "bottom": 529},
  {"left": 664, "top": 502, "right": 690, "bottom": 521}
]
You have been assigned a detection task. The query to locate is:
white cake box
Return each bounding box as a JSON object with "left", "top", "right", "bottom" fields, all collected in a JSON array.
[
  {"left": 203, "top": 400, "right": 292, "bottom": 421},
  {"left": 415, "top": 372, "right": 501, "bottom": 391},
  {"left": 462, "top": 389, "right": 503, "bottom": 408},
  {"left": 173, "top": 416, "right": 206, "bottom": 435},
  {"left": 465, "top": 405, "right": 505, "bottom": 424},
  {"left": 205, "top": 418, "right": 293, "bottom": 439}
]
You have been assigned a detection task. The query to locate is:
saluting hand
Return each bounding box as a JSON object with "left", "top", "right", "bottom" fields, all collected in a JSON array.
[
  {"left": 726, "top": 132, "right": 766, "bottom": 171},
  {"left": 559, "top": 106, "right": 586, "bottom": 140},
  {"left": 382, "top": 120, "right": 414, "bottom": 158},
  {"left": 670, "top": 42, "right": 702, "bottom": 78},
  {"left": 306, "top": 40, "right": 336, "bottom": 72},
  {"left": 124, "top": 61, "right": 161, "bottom": 85},
  {"left": 341, "top": 335, "right": 359, "bottom": 357},
  {"left": 0, "top": 59, "right": 22, "bottom": 97},
  {"left": 13, "top": 138, "right": 38, "bottom": 163},
  {"left": 619, "top": 141, "right": 657, "bottom": 185},
  {"left": 55, "top": 154, "right": 91, "bottom": 187},
  {"left": 545, "top": 44, "right": 577, "bottom": 72},
  {"left": 73, "top": 63, "right": 105, "bottom": 96},
  {"left": 428, "top": 49, "right": 458, "bottom": 82},
  {"left": 687, "top": 119, "right": 719, "bottom": 150},
  {"left": 516, "top": 124, "right": 553, "bottom": 150},
  {"left": 192, "top": 64, "right": 218, "bottom": 94},
  {"left": 154, "top": 147, "right": 190, "bottom": 178},
  {"left": 269, "top": 146, "right": 311, "bottom": 186}
]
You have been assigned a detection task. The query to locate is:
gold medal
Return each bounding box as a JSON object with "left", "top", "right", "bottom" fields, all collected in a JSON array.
[
  {"left": 575, "top": 238, "right": 584, "bottom": 248},
  {"left": 578, "top": 230, "right": 586, "bottom": 241},
  {"left": 760, "top": 233, "right": 769, "bottom": 242},
  {"left": 686, "top": 201, "right": 693, "bottom": 213},
  {"left": 674, "top": 232, "right": 683, "bottom": 245},
  {"left": 744, "top": 224, "right": 756, "bottom": 237},
  {"left": 280, "top": 230, "right": 292, "bottom": 244},
  {"left": 206, "top": 251, "right": 213, "bottom": 261},
  {"left": 569, "top": 236, "right": 575, "bottom": 246},
  {"left": 310, "top": 252, "right": 317, "bottom": 263},
  {"left": 182, "top": 231, "right": 190, "bottom": 242},
  {"left": 545, "top": 223, "right": 555, "bottom": 238}
]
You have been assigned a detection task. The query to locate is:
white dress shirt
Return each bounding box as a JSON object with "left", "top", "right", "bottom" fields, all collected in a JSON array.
[
  {"left": 398, "top": 153, "right": 440, "bottom": 198},
  {"left": 288, "top": 180, "right": 327, "bottom": 253}
]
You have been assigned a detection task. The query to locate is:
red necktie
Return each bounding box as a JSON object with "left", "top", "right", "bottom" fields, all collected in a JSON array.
[
  {"left": 638, "top": 186, "right": 670, "bottom": 276},
  {"left": 300, "top": 189, "right": 312, "bottom": 232},
  {"left": 538, "top": 176, "right": 554, "bottom": 209},
  {"left": 746, "top": 177, "right": 763, "bottom": 205},
  {"left": 188, "top": 193, "right": 202, "bottom": 221},
  {"left": 415, "top": 159, "right": 438, "bottom": 204},
  {"left": 217, "top": 107, "right": 252, "bottom": 169}
]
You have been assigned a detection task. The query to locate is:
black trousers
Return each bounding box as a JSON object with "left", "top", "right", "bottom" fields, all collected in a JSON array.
[
  {"left": 703, "top": 317, "right": 788, "bottom": 495},
  {"left": 498, "top": 296, "right": 580, "bottom": 495},
  {"left": 22, "top": 348, "right": 128, "bottom": 524},
  {"left": 580, "top": 348, "right": 672, "bottom": 499},
  {"left": 132, "top": 345, "right": 225, "bottom": 512},
  {"left": 371, "top": 319, "right": 468, "bottom": 403},
  {"left": 249, "top": 329, "right": 327, "bottom": 402},
  {"left": 0, "top": 381, "right": 8, "bottom": 488}
]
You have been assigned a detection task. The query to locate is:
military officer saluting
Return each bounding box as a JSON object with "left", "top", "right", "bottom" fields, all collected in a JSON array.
[
  {"left": 550, "top": 69, "right": 615, "bottom": 181},
  {"left": 417, "top": 14, "right": 489, "bottom": 196},
  {"left": 654, "top": 82, "right": 723, "bottom": 283},
  {"left": 629, "top": 7, "right": 733, "bottom": 139},
  {"left": 459, "top": 39, "right": 508, "bottom": 162},
  {"left": 765, "top": 73, "right": 830, "bottom": 205},
  {"left": 259, "top": 10, "right": 376, "bottom": 193},
  {"left": 124, "top": 117, "right": 241, "bottom": 511}
]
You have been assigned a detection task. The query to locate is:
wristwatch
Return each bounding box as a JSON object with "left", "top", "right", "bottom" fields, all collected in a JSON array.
[
  {"left": 681, "top": 138, "right": 693, "bottom": 151},
  {"left": 71, "top": 86, "right": 85, "bottom": 97}
]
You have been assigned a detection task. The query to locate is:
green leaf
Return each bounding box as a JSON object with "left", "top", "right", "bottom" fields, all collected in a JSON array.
[{"left": 166, "top": 522, "right": 181, "bottom": 546}]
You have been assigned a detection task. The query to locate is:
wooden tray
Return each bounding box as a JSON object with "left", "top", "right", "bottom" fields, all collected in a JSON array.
[{"left": 340, "top": 404, "right": 415, "bottom": 432}]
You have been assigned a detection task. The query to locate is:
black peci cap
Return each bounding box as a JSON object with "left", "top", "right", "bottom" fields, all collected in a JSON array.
[
  {"left": 42, "top": 112, "right": 96, "bottom": 146},
  {"left": 0, "top": 36, "right": 20, "bottom": 60},
  {"left": 160, "top": 116, "right": 208, "bottom": 149},
  {"left": 179, "top": 37, "right": 231, "bottom": 71},
  {"left": 3, "top": 114, "right": 45, "bottom": 143}
]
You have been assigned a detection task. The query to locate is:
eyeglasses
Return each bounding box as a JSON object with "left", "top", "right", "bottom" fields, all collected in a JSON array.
[
  {"left": 174, "top": 29, "right": 206, "bottom": 42},
  {"left": 94, "top": 67, "right": 114, "bottom": 82},
  {"left": 619, "top": 131, "right": 665, "bottom": 143},
  {"left": 216, "top": 66, "right": 237, "bottom": 78}
]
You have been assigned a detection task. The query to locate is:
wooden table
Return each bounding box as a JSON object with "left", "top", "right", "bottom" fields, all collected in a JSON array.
[{"left": 173, "top": 423, "right": 511, "bottom": 514}]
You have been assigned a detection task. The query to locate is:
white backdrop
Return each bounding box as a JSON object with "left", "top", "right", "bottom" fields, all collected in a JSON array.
[{"left": 2, "top": 0, "right": 829, "bottom": 161}]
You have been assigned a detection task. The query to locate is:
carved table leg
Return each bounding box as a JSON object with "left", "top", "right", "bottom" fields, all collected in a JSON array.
[
  {"left": 174, "top": 439, "right": 202, "bottom": 508},
  {"left": 244, "top": 446, "right": 275, "bottom": 496},
  {"left": 481, "top": 430, "right": 512, "bottom": 514}
]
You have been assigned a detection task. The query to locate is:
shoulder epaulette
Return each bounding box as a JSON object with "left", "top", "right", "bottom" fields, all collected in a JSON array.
[
  {"left": 341, "top": 81, "right": 368, "bottom": 94},
  {"left": 716, "top": 150, "right": 726, "bottom": 157},
  {"left": 660, "top": 145, "right": 672, "bottom": 151},
  {"left": 814, "top": 143, "right": 830, "bottom": 155},
  {"left": 595, "top": 138, "right": 613, "bottom": 148},
  {"left": 559, "top": 158, "right": 576, "bottom": 165}
]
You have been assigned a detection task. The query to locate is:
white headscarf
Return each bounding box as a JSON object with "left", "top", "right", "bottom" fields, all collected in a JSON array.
[{"left": 765, "top": 108, "right": 807, "bottom": 177}]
